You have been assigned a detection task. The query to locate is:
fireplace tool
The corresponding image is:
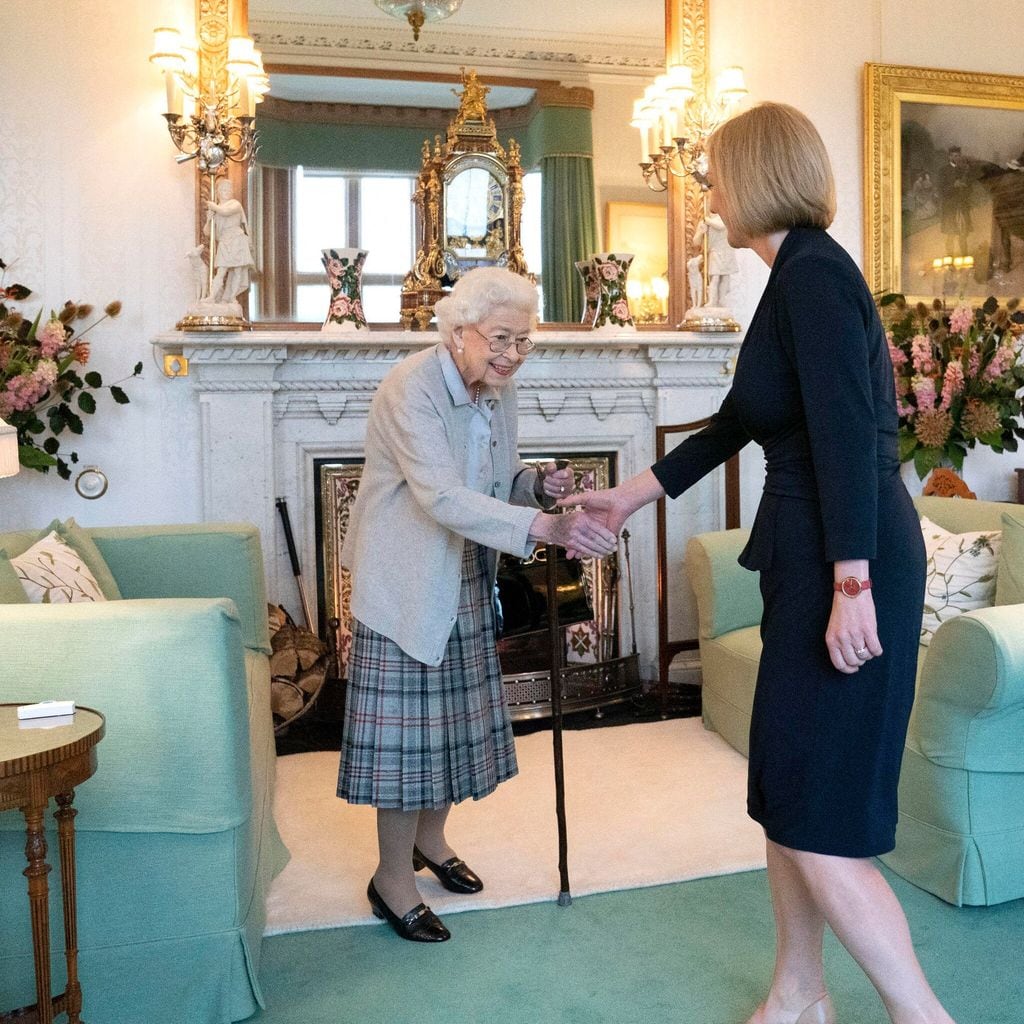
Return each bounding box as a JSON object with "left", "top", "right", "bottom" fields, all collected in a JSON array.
[{"left": 275, "top": 497, "right": 313, "bottom": 631}]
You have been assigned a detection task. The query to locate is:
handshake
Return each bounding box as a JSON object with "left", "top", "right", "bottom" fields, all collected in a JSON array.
[{"left": 529, "top": 462, "right": 640, "bottom": 561}]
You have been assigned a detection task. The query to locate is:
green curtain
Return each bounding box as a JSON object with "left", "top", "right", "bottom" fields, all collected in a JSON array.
[
  {"left": 541, "top": 155, "right": 597, "bottom": 323},
  {"left": 523, "top": 106, "right": 597, "bottom": 323}
]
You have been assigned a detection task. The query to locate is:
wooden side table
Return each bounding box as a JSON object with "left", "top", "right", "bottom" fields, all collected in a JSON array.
[{"left": 0, "top": 704, "right": 105, "bottom": 1024}]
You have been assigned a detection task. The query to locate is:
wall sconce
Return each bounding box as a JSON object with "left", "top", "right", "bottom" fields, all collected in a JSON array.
[
  {"left": 149, "top": 25, "right": 269, "bottom": 331},
  {"left": 633, "top": 64, "right": 748, "bottom": 193},
  {"left": 0, "top": 416, "right": 19, "bottom": 478}
]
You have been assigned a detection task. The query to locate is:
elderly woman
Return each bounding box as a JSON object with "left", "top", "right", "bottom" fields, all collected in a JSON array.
[
  {"left": 337, "top": 267, "right": 616, "bottom": 943},
  {"left": 567, "top": 105, "right": 954, "bottom": 1024}
]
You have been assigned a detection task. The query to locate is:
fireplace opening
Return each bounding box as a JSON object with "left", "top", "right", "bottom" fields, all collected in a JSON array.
[{"left": 312, "top": 451, "right": 641, "bottom": 721}]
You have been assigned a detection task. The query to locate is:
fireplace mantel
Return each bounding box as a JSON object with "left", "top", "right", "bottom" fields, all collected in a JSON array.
[{"left": 154, "top": 327, "right": 742, "bottom": 681}]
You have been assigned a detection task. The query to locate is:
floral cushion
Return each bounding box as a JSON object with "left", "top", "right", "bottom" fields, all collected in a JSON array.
[
  {"left": 10, "top": 531, "right": 108, "bottom": 603},
  {"left": 920, "top": 515, "right": 1001, "bottom": 646}
]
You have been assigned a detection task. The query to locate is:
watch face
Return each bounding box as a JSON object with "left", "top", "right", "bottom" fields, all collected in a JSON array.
[{"left": 840, "top": 577, "right": 861, "bottom": 597}]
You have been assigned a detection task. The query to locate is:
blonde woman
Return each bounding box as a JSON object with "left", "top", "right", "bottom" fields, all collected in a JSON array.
[
  {"left": 338, "top": 268, "right": 616, "bottom": 943},
  {"left": 566, "top": 104, "right": 954, "bottom": 1024}
]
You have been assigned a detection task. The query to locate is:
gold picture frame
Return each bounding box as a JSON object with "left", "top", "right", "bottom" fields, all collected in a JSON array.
[{"left": 864, "top": 62, "right": 1024, "bottom": 304}]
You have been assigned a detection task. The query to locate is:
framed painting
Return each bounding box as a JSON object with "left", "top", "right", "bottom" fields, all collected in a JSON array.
[{"left": 864, "top": 63, "right": 1024, "bottom": 303}]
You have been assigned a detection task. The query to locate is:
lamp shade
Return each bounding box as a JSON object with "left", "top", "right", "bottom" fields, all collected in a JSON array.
[
  {"left": 226, "top": 36, "right": 259, "bottom": 76},
  {"left": 150, "top": 27, "right": 185, "bottom": 71},
  {"left": 0, "top": 417, "right": 19, "bottom": 478},
  {"left": 715, "top": 66, "right": 748, "bottom": 101}
]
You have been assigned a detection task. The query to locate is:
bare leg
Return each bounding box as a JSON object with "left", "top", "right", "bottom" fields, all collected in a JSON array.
[
  {"left": 415, "top": 805, "right": 456, "bottom": 863},
  {"left": 778, "top": 843, "right": 956, "bottom": 1024},
  {"left": 746, "top": 839, "right": 831, "bottom": 1024},
  {"left": 373, "top": 808, "right": 422, "bottom": 914}
]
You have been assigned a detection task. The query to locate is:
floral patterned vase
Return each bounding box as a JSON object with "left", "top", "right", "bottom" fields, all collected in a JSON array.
[
  {"left": 591, "top": 252, "right": 636, "bottom": 333},
  {"left": 321, "top": 248, "right": 368, "bottom": 333},
  {"left": 575, "top": 259, "right": 600, "bottom": 326}
]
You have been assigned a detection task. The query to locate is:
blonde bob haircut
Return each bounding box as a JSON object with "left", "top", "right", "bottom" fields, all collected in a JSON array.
[
  {"left": 434, "top": 267, "right": 539, "bottom": 345},
  {"left": 707, "top": 102, "right": 836, "bottom": 240}
]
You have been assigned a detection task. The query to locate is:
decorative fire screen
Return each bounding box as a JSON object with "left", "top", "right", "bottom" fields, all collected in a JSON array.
[{"left": 315, "top": 454, "right": 618, "bottom": 683}]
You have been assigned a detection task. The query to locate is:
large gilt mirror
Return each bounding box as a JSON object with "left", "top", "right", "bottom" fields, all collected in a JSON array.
[{"left": 244, "top": 0, "right": 665, "bottom": 325}]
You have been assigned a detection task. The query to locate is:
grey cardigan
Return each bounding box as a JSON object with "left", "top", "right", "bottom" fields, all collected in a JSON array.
[{"left": 341, "top": 344, "right": 543, "bottom": 666}]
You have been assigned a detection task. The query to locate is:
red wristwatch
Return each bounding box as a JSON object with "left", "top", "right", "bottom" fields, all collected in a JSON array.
[{"left": 834, "top": 576, "right": 872, "bottom": 597}]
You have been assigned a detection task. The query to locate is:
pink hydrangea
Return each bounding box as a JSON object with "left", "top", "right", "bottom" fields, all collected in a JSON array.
[
  {"left": 912, "top": 375, "right": 937, "bottom": 410},
  {"left": 3, "top": 372, "right": 46, "bottom": 412},
  {"left": 37, "top": 317, "right": 67, "bottom": 358},
  {"left": 887, "top": 338, "right": 908, "bottom": 369},
  {"left": 896, "top": 396, "right": 915, "bottom": 418},
  {"left": 939, "top": 361, "right": 965, "bottom": 410},
  {"left": 967, "top": 349, "right": 981, "bottom": 378},
  {"left": 981, "top": 344, "right": 1015, "bottom": 380},
  {"left": 32, "top": 360, "right": 58, "bottom": 389},
  {"left": 910, "top": 334, "right": 934, "bottom": 374},
  {"left": 949, "top": 305, "right": 974, "bottom": 335}
]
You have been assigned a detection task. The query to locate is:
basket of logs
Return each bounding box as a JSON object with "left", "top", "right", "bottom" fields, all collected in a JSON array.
[{"left": 268, "top": 604, "right": 329, "bottom": 735}]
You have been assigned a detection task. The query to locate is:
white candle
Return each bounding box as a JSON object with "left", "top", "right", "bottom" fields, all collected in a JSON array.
[
  {"left": 164, "top": 72, "right": 183, "bottom": 117},
  {"left": 237, "top": 78, "right": 255, "bottom": 118},
  {"left": 639, "top": 124, "right": 649, "bottom": 162}
]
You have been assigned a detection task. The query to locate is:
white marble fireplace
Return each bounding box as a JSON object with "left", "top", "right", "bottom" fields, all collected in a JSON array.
[{"left": 154, "top": 327, "right": 741, "bottom": 681}]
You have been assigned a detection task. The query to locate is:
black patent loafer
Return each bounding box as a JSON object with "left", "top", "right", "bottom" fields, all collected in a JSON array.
[
  {"left": 367, "top": 880, "right": 450, "bottom": 942},
  {"left": 412, "top": 845, "right": 484, "bottom": 894}
]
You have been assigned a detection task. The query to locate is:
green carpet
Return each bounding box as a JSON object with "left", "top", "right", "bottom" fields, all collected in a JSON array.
[{"left": 254, "top": 866, "right": 1022, "bottom": 1024}]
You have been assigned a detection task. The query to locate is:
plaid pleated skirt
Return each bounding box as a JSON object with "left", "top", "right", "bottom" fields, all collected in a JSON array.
[{"left": 337, "top": 540, "right": 518, "bottom": 810}]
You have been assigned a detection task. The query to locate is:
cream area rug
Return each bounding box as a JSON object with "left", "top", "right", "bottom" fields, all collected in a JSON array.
[{"left": 264, "top": 717, "right": 767, "bottom": 935}]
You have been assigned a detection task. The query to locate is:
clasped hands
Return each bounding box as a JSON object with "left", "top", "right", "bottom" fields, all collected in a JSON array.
[{"left": 530, "top": 468, "right": 643, "bottom": 561}]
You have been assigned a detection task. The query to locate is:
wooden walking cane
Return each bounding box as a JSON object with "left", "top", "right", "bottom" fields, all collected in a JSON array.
[{"left": 545, "top": 541, "right": 572, "bottom": 907}]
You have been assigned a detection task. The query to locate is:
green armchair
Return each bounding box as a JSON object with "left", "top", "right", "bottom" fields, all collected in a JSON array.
[
  {"left": 684, "top": 495, "right": 1024, "bottom": 907},
  {"left": 0, "top": 523, "right": 289, "bottom": 1023}
]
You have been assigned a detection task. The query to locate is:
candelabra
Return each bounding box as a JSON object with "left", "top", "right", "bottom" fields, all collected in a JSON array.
[
  {"left": 632, "top": 64, "right": 747, "bottom": 193},
  {"left": 631, "top": 63, "right": 747, "bottom": 332},
  {"left": 150, "top": 28, "right": 268, "bottom": 330}
]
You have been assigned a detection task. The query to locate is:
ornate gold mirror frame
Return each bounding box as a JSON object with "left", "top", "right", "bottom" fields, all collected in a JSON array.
[{"left": 194, "top": 0, "right": 707, "bottom": 329}]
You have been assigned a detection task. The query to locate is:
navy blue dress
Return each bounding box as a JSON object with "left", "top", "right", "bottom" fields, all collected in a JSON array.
[{"left": 652, "top": 227, "right": 925, "bottom": 857}]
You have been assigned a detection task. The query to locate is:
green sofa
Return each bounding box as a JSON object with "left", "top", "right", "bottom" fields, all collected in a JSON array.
[
  {"left": 0, "top": 523, "right": 289, "bottom": 1023},
  {"left": 685, "top": 495, "right": 1024, "bottom": 907}
]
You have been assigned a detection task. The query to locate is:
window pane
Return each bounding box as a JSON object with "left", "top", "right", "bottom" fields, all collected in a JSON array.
[
  {"left": 359, "top": 177, "right": 415, "bottom": 275},
  {"left": 522, "top": 170, "right": 542, "bottom": 275},
  {"left": 361, "top": 284, "right": 401, "bottom": 323},
  {"left": 295, "top": 170, "right": 346, "bottom": 273},
  {"left": 296, "top": 284, "right": 330, "bottom": 323}
]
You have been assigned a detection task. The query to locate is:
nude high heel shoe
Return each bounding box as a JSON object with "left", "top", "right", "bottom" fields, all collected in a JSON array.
[{"left": 795, "top": 995, "right": 836, "bottom": 1024}]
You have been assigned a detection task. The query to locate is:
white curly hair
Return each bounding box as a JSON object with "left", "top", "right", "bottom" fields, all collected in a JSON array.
[{"left": 434, "top": 267, "right": 538, "bottom": 345}]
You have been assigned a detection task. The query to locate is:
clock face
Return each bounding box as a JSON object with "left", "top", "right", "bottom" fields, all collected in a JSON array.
[{"left": 839, "top": 577, "right": 862, "bottom": 597}]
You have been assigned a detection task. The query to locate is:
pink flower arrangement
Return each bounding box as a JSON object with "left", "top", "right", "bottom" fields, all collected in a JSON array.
[
  {"left": 0, "top": 257, "right": 140, "bottom": 478},
  {"left": 878, "top": 293, "right": 1024, "bottom": 478}
]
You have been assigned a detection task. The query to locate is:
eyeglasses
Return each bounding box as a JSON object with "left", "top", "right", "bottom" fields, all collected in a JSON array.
[{"left": 468, "top": 326, "right": 535, "bottom": 356}]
